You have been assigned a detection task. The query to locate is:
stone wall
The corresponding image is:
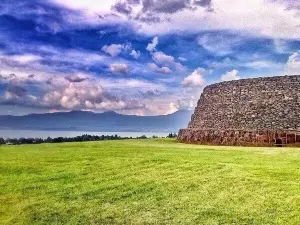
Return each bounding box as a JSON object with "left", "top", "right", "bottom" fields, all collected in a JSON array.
[{"left": 178, "top": 75, "right": 300, "bottom": 145}]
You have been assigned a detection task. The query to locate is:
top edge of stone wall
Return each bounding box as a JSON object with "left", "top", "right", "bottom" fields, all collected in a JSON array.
[{"left": 203, "top": 74, "right": 300, "bottom": 91}]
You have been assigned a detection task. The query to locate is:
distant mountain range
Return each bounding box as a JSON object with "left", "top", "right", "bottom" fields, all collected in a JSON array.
[{"left": 0, "top": 110, "right": 193, "bottom": 132}]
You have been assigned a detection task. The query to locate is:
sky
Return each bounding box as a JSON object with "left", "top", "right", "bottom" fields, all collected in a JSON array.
[{"left": 0, "top": 0, "right": 300, "bottom": 116}]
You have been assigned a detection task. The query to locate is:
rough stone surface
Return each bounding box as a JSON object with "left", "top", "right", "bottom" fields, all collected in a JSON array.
[{"left": 178, "top": 75, "right": 300, "bottom": 145}]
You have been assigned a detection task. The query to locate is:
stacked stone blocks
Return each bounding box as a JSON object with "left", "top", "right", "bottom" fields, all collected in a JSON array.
[{"left": 178, "top": 75, "right": 300, "bottom": 146}]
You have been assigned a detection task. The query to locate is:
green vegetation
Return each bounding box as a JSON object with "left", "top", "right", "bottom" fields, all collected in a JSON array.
[{"left": 1, "top": 139, "right": 300, "bottom": 224}]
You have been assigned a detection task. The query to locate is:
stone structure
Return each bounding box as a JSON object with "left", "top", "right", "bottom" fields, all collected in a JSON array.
[{"left": 178, "top": 75, "right": 300, "bottom": 146}]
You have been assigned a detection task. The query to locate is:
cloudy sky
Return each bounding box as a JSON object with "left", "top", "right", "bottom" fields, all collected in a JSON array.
[{"left": 0, "top": 0, "right": 300, "bottom": 115}]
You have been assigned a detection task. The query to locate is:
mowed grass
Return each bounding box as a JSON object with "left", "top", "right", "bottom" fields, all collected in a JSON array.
[{"left": 1, "top": 139, "right": 300, "bottom": 224}]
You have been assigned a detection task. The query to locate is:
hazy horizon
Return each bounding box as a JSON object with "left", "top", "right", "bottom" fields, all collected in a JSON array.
[{"left": 0, "top": 108, "right": 192, "bottom": 117}]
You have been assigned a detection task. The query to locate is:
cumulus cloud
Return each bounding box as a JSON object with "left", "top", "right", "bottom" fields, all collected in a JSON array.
[
  {"left": 101, "top": 44, "right": 124, "bottom": 57},
  {"left": 164, "top": 102, "right": 180, "bottom": 115},
  {"left": 152, "top": 51, "right": 174, "bottom": 65},
  {"left": 221, "top": 69, "right": 240, "bottom": 81},
  {"left": 0, "top": 70, "right": 196, "bottom": 116},
  {"left": 146, "top": 36, "right": 158, "bottom": 52},
  {"left": 101, "top": 43, "right": 134, "bottom": 58},
  {"left": 130, "top": 49, "right": 141, "bottom": 59},
  {"left": 152, "top": 51, "right": 185, "bottom": 72},
  {"left": 0, "top": 71, "right": 175, "bottom": 114},
  {"left": 42, "top": 83, "right": 128, "bottom": 110},
  {"left": 110, "top": 63, "right": 130, "bottom": 74},
  {"left": 182, "top": 68, "right": 205, "bottom": 87},
  {"left": 111, "top": 0, "right": 212, "bottom": 23},
  {"left": 148, "top": 63, "right": 172, "bottom": 74},
  {"left": 1, "top": 79, "right": 132, "bottom": 112},
  {"left": 134, "top": 0, "right": 300, "bottom": 39},
  {"left": 285, "top": 51, "right": 300, "bottom": 75},
  {"left": 51, "top": 0, "right": 300, "bottom": 39},
  {"left": 163, "top": 98, "right": 197, "bottom": 115}
]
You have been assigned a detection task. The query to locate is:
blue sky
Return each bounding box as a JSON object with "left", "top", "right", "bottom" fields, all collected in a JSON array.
[{"left": 0, "top": 0, "right": 299, "bottom": 115}]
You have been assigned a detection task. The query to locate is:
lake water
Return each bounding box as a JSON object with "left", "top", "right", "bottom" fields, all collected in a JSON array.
[{"left": 0, "top": 130, "right": 170, "bottom": 139}]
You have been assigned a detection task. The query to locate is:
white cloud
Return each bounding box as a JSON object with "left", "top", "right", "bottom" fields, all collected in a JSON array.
[
  {"left": 2, "top": 77, "right": 132, "bottom": 112},
  {"left": 178, "top": 57, "right": 187, "bottom": 62},
  {"left": 221, "top": 69, "right": 240, "bottom": 81},
  {"left": 101, "top": 44, "right": 123, "bottom": 57},
  {"left": 130, "top": 49, "right": 141, "bottom": 59},
  {"left": 0, "top": 63, "right": 183, "bottom": 115},
  {"left": 42, "top": 82, "right": 128, "bottom": 111},
  {"left": 152, "top": 51, "right": 185, "bottom": 72},
  {"left": 8, "top": 54, "right": 41, "bottom": 64},
  {"left": 285, "top": 51, "right": 300, "bottom": 75},
  {"left": 152, "top": 51, "right": 174, "bottom": 65},
  {"left": 1, "top": 73, "right": 150, "bottom": 113},
  {"left": 51, "top": 0, "right": 114, "bottom": 13},
  {"left": 182, "top": 68, "right": 205, "bottom": 87},
  {"left": 146, "top": 36, "right": 159, "bottom": 52},
  {"left": 99, "top": 78, "right": 166, "bottom": 94},
  {"left": 197, "top": 33, "right": 242, "bottom": 56},
  {"left": 84, "top": 99, "right": 126, "bottom": 111},
  {"left": 101, "top": 43, "right": 135, "bottom": 58},
  {"left": 51, "top": 0, "right": 300, "bottom": 39},
  {"left": 174, "top": 62, "right": 186, "bottom": 72},
  {"left": 148, "top": 63, "right": 172, "bottom": 74},
  {"left": 110, "top": 63, "right": 129, "bottom": 74},
  {"left": 164, "top": 102, "right": 179, "bottom": 115},
  {"left": 245, "top": 60, "right": 283, "bottom": 70},
  {"left": 136, "top": 0, "right": 300, "bottom": 39}
]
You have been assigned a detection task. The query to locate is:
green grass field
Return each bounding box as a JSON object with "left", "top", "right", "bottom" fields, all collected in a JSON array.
[{"left": 1, "top": 139, "right": 300, "bottom": 224}]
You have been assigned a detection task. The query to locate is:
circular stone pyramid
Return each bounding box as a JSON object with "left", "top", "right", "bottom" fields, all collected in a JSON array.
[{"left": 178, "top": 75, "right": 300, "bottom": 146}]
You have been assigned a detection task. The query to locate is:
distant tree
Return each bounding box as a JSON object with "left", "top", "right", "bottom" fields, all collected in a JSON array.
[
  {"left": 0, "top": 138, "right": 5, "bottom": 145},
  {"left": 34, "top": 138, "right": 44, "bottom": 144},
  {"left": 6, "top": 138, "right": 19, "bottom": 145},
  {"left": 45, "top": 137, "right": 52, "bottom": 143},
  {"left": 52, "top": 137, "right": 64, "bottom": 143},
  {"left": 0, "top": 133, "right": 153, "bottom": 146},
  {"left": 167, "top": 133, "right": 178, "bottom": 138},
  {"left": 137, "top": 135, "right": 147, "bottom": 139}
]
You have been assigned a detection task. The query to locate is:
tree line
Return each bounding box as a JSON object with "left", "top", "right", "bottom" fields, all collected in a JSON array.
[{"left": 0, "top": 133, "right": 178, "bottom": 145}]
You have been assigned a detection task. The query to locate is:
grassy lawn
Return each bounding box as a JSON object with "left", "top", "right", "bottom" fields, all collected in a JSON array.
[{"left": 1, "top": 139, "right": 300, "bottom": 224}]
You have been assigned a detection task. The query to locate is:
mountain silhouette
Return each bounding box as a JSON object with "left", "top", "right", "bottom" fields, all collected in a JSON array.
[{"left": 0, "top": 110, "right": 193, "bottom": 132}]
